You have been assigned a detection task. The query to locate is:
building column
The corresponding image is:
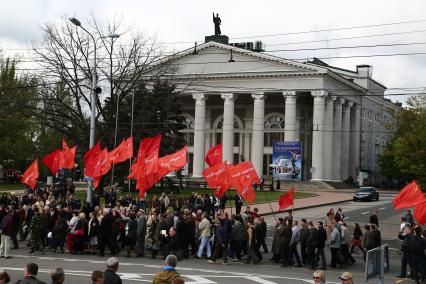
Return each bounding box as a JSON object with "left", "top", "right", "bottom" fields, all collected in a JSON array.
[
  {"left": 332, "top": 98, "right": 344, "bottom": 181},
  {"left": 323, "top": 96, "right": 336, "bottom": 181},
  {"left": 251, "top": 93, "right": 265, "bottom": 177},
  {"left": 350, "top": 104, "right": 361, "bottom": 180},
  {"left": 283, "top": 91, "right": 298, "bottom": 141},
  {"left": 341, "top": 101, "right": 353, "bottom": 181},
  {"left": 221, "top": 93, "right": 235, "bottom": 164},
  {"left": 192, "top": 93, "right": 207, "bottom": 177},
  {"left": 311, "top": 90, "right": 327, "bottom": 180}
]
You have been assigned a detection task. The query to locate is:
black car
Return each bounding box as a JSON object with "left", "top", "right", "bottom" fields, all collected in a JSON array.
[{"left": 353, "top": 187, "right": 379, "bottom": 202}]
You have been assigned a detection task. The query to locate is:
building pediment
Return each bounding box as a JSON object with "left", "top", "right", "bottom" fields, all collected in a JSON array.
[{"left": 158, "top": 41, "right": 327, "bottom": 80}]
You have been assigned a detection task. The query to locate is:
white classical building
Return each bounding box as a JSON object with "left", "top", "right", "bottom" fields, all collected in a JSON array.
[{"left": 158, "top": 40, "right": 399, "bottom": 184}]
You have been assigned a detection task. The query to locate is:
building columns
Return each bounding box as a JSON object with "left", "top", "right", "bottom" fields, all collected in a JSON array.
[
  {"left": 192, "top": 93, "right": 207, "bottom": 177},
  {"left": 251, "top": 93, "right": 265, "bottom": 177},
  {"left": 283, "top": 91, "right": 298, "bottom": 141},
  {"left": 341, "top": 101, "right": 353, "bottom": 181},
  {"left": 311, "top": 90, "right": 327, "bottom": 180},
  {"left": 221, "top": 93, "right": 235, "bottom": 164},
  {"left": 332, "top": 98, "right": 344, "bottom": 181},
  {"left": 350, "top": 104, "right": 361, "bottom": 180},
  {"left": 323, "top": 96, "right": 336, "bottom": 181}
]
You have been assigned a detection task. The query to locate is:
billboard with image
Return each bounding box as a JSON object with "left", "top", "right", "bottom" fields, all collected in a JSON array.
[{"left": 272, "top": 141, "right": 302, "bottom": 181}]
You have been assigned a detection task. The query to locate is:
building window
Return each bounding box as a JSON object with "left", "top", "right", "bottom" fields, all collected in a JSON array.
[
  {"left": 264, "top": 113, "right": 286, "bottom": 147},
  {"left": 181, "top": 114, "right": 194, "bottom": 146},
  {"left": 213, "top": 114, "right": 243, "bottom": 147}
]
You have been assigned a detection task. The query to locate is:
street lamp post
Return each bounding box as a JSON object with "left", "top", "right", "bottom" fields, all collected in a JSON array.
[{"left": 69, "top": 17, "right": 120, "bottom": 203}]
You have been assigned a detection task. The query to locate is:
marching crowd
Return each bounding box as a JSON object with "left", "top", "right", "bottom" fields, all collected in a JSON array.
[{"left": 0, "top": 186, "right": 426, "bottom": 283}]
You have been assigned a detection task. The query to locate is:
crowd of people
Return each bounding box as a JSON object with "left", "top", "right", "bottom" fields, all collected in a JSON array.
[{"left": 0, "top": 185, "right": 425, "bottom": 283}]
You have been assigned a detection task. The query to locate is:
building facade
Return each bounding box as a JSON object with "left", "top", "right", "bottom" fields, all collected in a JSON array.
[{"left": 157, "top": 41, "right": 399, "bottom": 184}]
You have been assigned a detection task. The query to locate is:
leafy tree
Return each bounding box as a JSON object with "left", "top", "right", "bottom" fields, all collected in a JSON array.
[{"left": 379, "top": 96, "right": 426, "bottom": 188}]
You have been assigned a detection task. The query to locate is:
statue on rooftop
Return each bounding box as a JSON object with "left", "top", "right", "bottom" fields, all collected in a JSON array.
[{"left": 212, "top": 13, "right": 221, "bottom": 36}]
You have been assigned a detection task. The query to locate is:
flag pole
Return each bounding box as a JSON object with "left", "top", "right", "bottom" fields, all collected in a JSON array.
[
  {"left": 128, "top": 90, "right": 135, "bottom": 194},
  {"left": 263, "top": 188, "right": 277, "bottom": 222}
]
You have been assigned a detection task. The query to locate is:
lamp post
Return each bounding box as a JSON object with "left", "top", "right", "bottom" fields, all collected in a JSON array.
[{"left": 69, "top": 17, "right": 120, "bottom": 203}]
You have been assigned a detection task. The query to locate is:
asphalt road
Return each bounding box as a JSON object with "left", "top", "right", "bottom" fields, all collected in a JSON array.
[{"left": 1, "top": 196, "right": 409, "bottom": 284}]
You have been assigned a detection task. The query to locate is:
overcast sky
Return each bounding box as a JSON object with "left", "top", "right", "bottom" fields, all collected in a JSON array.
[{"left": 1, "top": 0, "right": 426, "bottom": 103}]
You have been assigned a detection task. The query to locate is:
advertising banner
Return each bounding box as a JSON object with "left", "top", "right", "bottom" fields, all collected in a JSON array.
[{"left": 272, "top": 141, "right": 302, "bottom": 180}]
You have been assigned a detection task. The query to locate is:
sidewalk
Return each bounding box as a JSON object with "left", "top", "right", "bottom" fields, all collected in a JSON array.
[{"left": 225, "top": 191, "right": 354, "bottom": 216}]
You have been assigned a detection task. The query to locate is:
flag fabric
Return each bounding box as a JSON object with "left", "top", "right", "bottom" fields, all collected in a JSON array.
[
  {"left": 279, "top": 188, "right": 295, "bottom": 211},
  {"left": 61, "top": 146, "right": 76, "bottom": 170},
  {"left": 228, "top": 161, "right": 260, "bottom": 203},
  {"left": 202, "top": 161, "right": 230, "bottom": 197},
  {"left": 84, "top": 147, "right": 111, "bottom": 180},
  {"left": 157, "top": 146, "right": 187, "bottom": 180},
  {"left": 134, "top": 135, "right": 162, "bottom": 193},
  {"left": 21, "top": 160, "right": 39, "bottom": 189},
  {"left": 84, "top": 143, "right": 101, "bottom": 164},
  {"left": 228, "top": 161, "right": 260, "bottom": 189},
  {"left": 392, "top": 180, "right": 426, "bottom": 210},
  {"left": 42, "top": 149, "right": 62, "bottom": 175},
  {"left": 414, "top": 199, "right": 426, "bottom": 225},
  {"left": 205, "top": 144, "right": 222, "bottom": 167},
  {"left": 109, "top": 137, "right": 133, "bottom": 165}
]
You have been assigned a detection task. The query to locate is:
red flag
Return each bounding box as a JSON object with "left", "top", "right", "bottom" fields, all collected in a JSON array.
[
  {"left": 228, "top": 162, "right": 259, "bottom": 203},
  {"left": 84, "top": 148, "right": 111, "bottom": 179},
  {"left": 157, "top": 146, "right": 187, "bottom": 180},
  {"left": 279, "top": 188, "right": 295, "bottom": 211},
  {"left": 134, "top": 135, "right": 162, "bottom": 192},
  {"left": 61, "top": 146, "right": 76, "bottom": 170},
  {"left": 414, "top": 199, "right": 426, "bottom": 225},
  {"left": 84, "top": 143, "right": 101, "bottom": 164},
  {"left": 42, "top": 149, "right": 62, "bottom": 175},
  {"left": 128, "top": 162, "right": 138, "bottom": 179},
  {"left": 205, "top": 144, "right": 222, "bottom": 167},
  {"left": 392, "top": 180, "right": 426, "bottom": 210},
  {"left": 21, "top": 160, "right": 39, "bottom": 189},
  {"left": 228, "top": 161, "right": 260, "bottom": 189},
  {"left": 138, "top": 134, "right": 161, "bottom": 158},
  {"left": 109, "top": 137, "right": 133, "bottom": 165},
  {"left": 236, "top": 184, "right": 256, "bottom": 204},
  {"left": 203, "top": 161, "right": 230, "bottom": 197}
]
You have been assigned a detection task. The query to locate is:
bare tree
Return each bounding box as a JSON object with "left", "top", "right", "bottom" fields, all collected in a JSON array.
[{"left": 30, "top": 16, "right": 170, "bottom": 147}]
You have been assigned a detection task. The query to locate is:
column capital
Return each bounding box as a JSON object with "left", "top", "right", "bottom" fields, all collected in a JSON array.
[
  {"left": 327, "top": 95, "right": 337, "bottom": 103},
  {"left": 311, "top": 90, "right": 328, "bottom": 97},
  {"left": 344, "top": 101, "right": 354, "bottom": 108},
  {"left": 251, "top": 93, "right": 265, "bottom": 100},
  {"left": 221, "top": 93, "right": 235, "bottom": 101},
  {"left": 282, "top": 90, "right": 296, "bottom": 97},
  {"left": 192, "top": 93, "right": 207, "bottom": 101},
  {"left": 335, "top": 97, "right": 346, "bottom": 106}
]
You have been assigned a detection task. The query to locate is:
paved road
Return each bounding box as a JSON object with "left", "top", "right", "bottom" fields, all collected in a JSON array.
[{"left": 1, "top": 196, "right": 408, "bottom": 284}]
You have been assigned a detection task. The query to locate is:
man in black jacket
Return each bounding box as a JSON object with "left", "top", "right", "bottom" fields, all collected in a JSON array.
[
  {"left": 279, "top": 217, "right": 293, "bottom": 267},
  {"left": 315, "top": 221, "right": 327, "bottom": 270},
  {"left": 407, "top": 227, "right": 426, "bottom": 283},
  {"left": 99, "top": 209, "right": 115, "bottom": 257},
  {"left": 104, "top": 257, "right": 122, "bottom": 284},
  {"left": 306, "top": 221, "right": 318, "bottom": 269},
  {"left": 299, "top": 219, "right": 309, "bottom": 265}
]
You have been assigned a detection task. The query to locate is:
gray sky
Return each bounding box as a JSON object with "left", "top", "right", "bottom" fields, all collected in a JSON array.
[{"left": 1, "top": 0, "right": 426, "bottom": 102}]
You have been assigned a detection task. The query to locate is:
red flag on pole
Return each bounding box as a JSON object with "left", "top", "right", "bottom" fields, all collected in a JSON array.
[
  {"left": 392, "top": 180, "right": 426, "bottom": 210},
  {"left": 157, "top": 146, "right": 187, "bottom": 180},
  {"left": 203, "top": 161, "right": 230, "bottom": 197},
  {"left": 21, "top": 160, "right": 39, "bottom": 189},
  {"left": 228, "top": 162, "right": 259, "bottom": 204},
  {"left": 84, "top": 143, "right": 101, "bottom": 164},
  {"left": 414, "top": 199, "right": 426, "bottom": 225},
  {"left": 205, "top": 144, "right": 222, "bottom": 167},
  {"left": 109, "top": 137, "right": 133, "bottom": 165},
  {"left": 279, "top": 188, "right": 295, "bottom": 211},
  {"left": 42, "top": 149, "right": 62, "bottom": 175},
  {"left": 134, "top": 135, "right": 162, "bottom": 193},
  {"left": 61, "top": 146, "right": 76, "bottom": 170}
]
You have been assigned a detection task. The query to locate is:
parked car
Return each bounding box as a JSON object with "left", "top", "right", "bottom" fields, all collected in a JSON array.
[{"left": 353, "top": 187, "right": 379, "bottom": 202}]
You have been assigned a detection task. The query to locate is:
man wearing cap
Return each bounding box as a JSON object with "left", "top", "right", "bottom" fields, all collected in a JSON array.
[
  {"left": 152, "top": 254, "right": 181, "bottom": 284},
  {"left": 339, "top": 272, "right": 353, "bottom": 283},
  {"left": 104, "top": 257, "right": 122, "bottom": 284}
]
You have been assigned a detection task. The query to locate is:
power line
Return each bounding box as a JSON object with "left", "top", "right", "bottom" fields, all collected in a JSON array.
[{"left": 230, "top": 19, "right": 426, "bottom": 40}]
